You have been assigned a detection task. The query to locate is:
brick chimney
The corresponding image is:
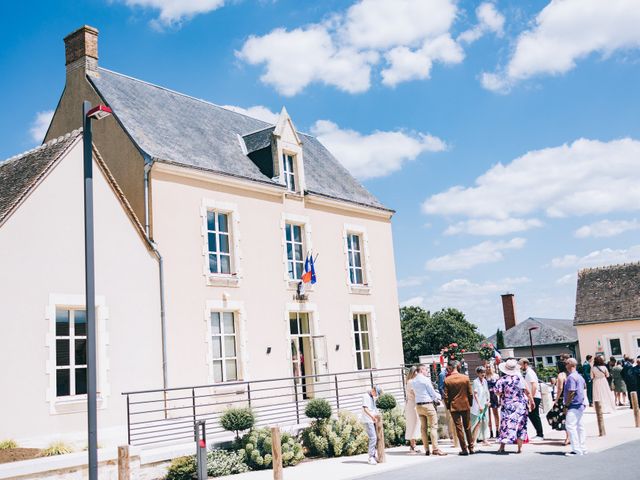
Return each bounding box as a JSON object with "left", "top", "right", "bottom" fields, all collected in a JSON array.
[
  {"left": 501, "top": 293, "right": 517, "bottom": 331},
  {"left": 64, "top": 25, "right": 98, "bottom": 75}
]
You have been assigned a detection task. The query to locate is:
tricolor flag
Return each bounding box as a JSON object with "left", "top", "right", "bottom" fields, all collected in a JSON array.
[{"left": 301, "top": 253, "right": 317, "bottom": 284}]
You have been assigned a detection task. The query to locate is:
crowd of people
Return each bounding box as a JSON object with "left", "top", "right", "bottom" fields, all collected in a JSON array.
[{"left": 361, "top": 353, "right": 640, "bottom": 465}]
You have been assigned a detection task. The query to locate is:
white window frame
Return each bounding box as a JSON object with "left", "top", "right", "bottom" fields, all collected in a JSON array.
[
  {"left": 605, "top": 336, "right": 624, "bottom": 358},
  {"left": 209, "top": 311, "right": 239, "bottom": 383},
  {"left": 352, "top": 313, "right": 373, "bottom": 370},
  {"left": 281, "top": 213, "right": 312, "bottom": 286},
  {"left": 285, "top": 223, "right": 305, "bottom": 281},
  {"left": 544, "top": 356, "right": 554, "bottom": 366},
  {"left": 282, "top": 152, "right": 297, "bottom": 192},
  {"left": 349, "top": 305, "right": 380, "bottom": 371},
  {"left": 45, "top": 294, "right": 110, "bottom": 414},
  {"left": 205, "top": 300, "right": 249, "bottom": 384},
  {"left": 630, "top": 332, "right": 640, "bottom": 358},
  {"left": 201, "top": 199, "right": 242, "bottom": 287},
  {"left": 343, "top": 224, "right": 372, "bottom": 294},
  {"left": 346, "top": 232, "right": 365, "bottom": 286},
  {"left": 54, "top": 308, "right": 88, "bottom": 398}
]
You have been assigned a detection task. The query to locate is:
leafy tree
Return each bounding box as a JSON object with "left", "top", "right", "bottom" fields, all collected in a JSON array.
[
  {"left": 496, "top": 328, "right": 505, "bottom": 350},
  {"left": 400, "top": 306, "right": 485, "bottom": 364}
]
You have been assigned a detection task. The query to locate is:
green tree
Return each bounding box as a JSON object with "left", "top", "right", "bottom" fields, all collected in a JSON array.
[
  {"left": 400, "top": 306, "right": 485, "bottom": 364},
  {"left": 495, "top": 328, "right": 505, "bottom": 349}
]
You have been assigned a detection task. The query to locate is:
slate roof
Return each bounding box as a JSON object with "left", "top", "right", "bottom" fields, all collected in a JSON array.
[
  {"left": 0, "top": 130, "right": 81, "bottom": 225},
  {"left": 89, "top": 68, "right": 388, "bottom": 211},
  {"left": 488, "top": 317, "right": 578, "bottom": 348},
  {"left": 574, "top": 263, "right": 640, "bottom": 325}
]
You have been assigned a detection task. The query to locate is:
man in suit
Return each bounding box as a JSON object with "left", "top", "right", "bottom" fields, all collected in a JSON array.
[
  {"left": 444, "top": 360, "right": 474, "bottom": 455},
  {"left": 582, "top": 355, "right": 593, "bottom": 407}
]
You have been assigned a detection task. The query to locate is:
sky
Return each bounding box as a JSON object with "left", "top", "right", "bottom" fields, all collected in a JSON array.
[{"left": 1, "top": 0, "right": 639, "bottom": 336}]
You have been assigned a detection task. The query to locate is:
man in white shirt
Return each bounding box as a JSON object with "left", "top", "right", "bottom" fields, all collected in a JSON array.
[
  {"left": 411, "top": 365, "right": 447, "bottom": 456},
  {"left": 520, "top": 358, "right": 544, "bottom": 439},
  {"left": 361, "top": 385, "right": 382, "bottom": 465}
]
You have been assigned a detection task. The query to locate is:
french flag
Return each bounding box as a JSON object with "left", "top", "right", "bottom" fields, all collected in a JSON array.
[{"left": 301, "top": 253, "right": 317, "bottom": 284}]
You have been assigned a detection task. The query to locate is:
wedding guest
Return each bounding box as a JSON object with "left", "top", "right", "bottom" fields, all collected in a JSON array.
[
  {"left": 546, "top": 355, "right": 569, "bottom": 445},
  {"left": 403, "top": 366, "right": 421, "bottom": 453},
  {"left": 564, "top": 359, "right": 587, "bottom": 456},
  {"left": 622, "top": 355, "right": 637, "bottom": 409},
  {"left": 471, "top": 366, "right": 490, "bottom": 446},
  {"left": 591, "top": 355, "right": 616, "bottom": 413},
  {"left": 412, "top": 365, "right": 447, "bottom": 456},
  {"left": 582, "top": 355, "right": 593, "bottom": 407},
  {"left": 612, "top": 360, "right": 627, "bottom": 406},
  {"left": 519, "top": 358, "right": 544, "bottom": 439},
  {"left": 361, "top": 385, "right": 382, "bottom": 465},
  {"left": 444, "top": 360, "right": 474, "bottom": 455},
  {"left": 486, "top": 365, "right": 500, "bottom": 438},
  {"left": 495, "top": 358, "right": 534, "bottom": 454}
]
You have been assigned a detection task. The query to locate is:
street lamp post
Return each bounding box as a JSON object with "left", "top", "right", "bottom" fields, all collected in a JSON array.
[
  {"left": 528, "top": 326, "right": 539, "bottom": 368},
  {"left": 83, "top": 101, "right": 112, "bottom": 480}
]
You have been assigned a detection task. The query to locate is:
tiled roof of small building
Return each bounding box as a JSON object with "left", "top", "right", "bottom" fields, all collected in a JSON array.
[
  {"left": 488, "top": 317, "right": 578, "bottom": 348},
  {"left": 574, "top": 262, "right": 640, "bottom": 325},
  {"left": 0, "top": 130, "right": 81, "bottom": 225},
  {"left": 89, "top": 68, "right": 388, "bottom": 211}
]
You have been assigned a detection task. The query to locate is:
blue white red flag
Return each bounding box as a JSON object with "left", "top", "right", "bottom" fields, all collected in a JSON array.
[{"left": 301, "top": 253, "right": 317, "bottom": 284}]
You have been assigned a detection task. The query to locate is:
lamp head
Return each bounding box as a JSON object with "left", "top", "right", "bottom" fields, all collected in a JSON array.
[{"left": 86, "top": 104, "right": 112, "bottom": 120}]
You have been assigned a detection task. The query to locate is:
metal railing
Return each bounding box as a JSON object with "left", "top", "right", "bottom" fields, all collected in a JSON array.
[{"left": 122, "top": 366, "right": 406, "bottom": 447}]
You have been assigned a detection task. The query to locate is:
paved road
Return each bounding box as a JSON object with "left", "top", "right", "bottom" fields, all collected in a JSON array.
[{"left": 361, "top": 439, "right": 640, "bottom": 480}]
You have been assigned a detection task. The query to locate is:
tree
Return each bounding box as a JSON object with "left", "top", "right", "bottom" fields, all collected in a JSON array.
[
  {"left": 400, "top": 306, "right": 485, "bottom": 364},
  {"left": 495, "top": 328, "right": 505, "bottom": 350}
]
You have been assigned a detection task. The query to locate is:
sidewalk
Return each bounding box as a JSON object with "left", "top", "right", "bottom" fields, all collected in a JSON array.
[{"left": 218, "top": 406, "right": 640, "bottom": 480}]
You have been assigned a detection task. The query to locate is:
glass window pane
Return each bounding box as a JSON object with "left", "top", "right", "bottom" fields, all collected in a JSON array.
[
  {"left": 286, "top": 243, "right": 293, "bottom": 261},
  {"left": 75, "top": 367, "right": 87, "bottom": 395},
  {"left": 75, "top": 339, "right": 87, "bottom": 365},
  {"left": 211, "top": 313, "right": 221, "bottom": 334},
  {"left": 356, "top": 354, "right": 362, "bottom": 371},
  {"left": 74, "top": 310, "right": 87, "bottom": 336},
  {"left": 363, "top": 352, "right": 372, "bottom": 369},
  {"left": 219, "top": 234, "right": 230, "bottom": 254},
  {"left": 352, "top": 235, "right": 360, "bottom": 251},
  {"left": 222, "top": 312, "right": 234, "bottom": 333},
  {"left": 211, "top": 337, "right": 222, "bottom": 358},
  {"left": 295, "top": 262, "right": 303, "bottom": 279},
  {"left": 300, "top": 315, "right": 310, "bottom": 334},
  {"left": 349, "top": 269, "right": 356, "bottom": 284},
  {"left": 294, "top": 244, "right": 303, "bottom": 261},
  {"left": 226, "top": 360, "right": 238, "bottom": 381},
  {"left": 224, "top": 336, "right": 236, "bottom": 357},
  {"left": 207, "top": 211, "right": 215, "bottom": 231},
  {"left": 353, "top": 316, "right": 359, "bottom": 333},
  {"left": 359, "top": 315, "right": 368, "bottom": 332},
  {"left": 217, "top": 213, "right": 228, "bottom": 233},
  {"left": 213, "top": 360, "right": 223, "bottom": 383},
  {"left": 354, "top": 333, "right": 361, "bottom": 351},
  {"left": 285, "top": 224, "right": 292, "bottom": 242},
  {"left": 220, "top": 255, "right": 231, "bottom": 274},
  {"left": 56, "top": 309, "right": 69, "bottom": 336},
  {"left": 56, "top": 339, "right": 70, "bottom": 366},
  {"left": 208, "top": 233, "right": 217, "bottom": 253},
  {"left": 347, "top": 235, "right": 352, "bottom": 250},
  {"left": 209, "top": 254, "right": 218, "bottom": 274},
  {"left": 288, "top": 261, "right": 295, "bottom": 279},
  {"left": 290, "top": 316, "right": 299, "bottom": 335},
  {"left": 353, "top": 252, "right": 362, "bottom": 268},
  {"left": 56, "top": 369, "right": 70, "bottom": 396},
  {"left": 293, "top": 225, "right": 302, "bottom": 243},
  {"left": 361, "top": 332, "right": 370, "bottom": 350},
  {"left": 610, "top": 339, "right": 622, "bottom": 356},
  {"left": 355, "top": 269, "right": 364, "bottom": 285}
]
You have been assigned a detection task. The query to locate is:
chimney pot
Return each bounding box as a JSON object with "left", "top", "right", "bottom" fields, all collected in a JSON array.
[
  {"left": 501, "top": 293, "right": 517, "bottom": 331},
  {"left": 64, "top": 25, "right": 98, "bottom": 74}
]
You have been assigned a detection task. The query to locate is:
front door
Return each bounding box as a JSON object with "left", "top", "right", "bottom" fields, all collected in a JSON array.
[{"left": 290, "top": 312, "right": 314, "bottom": 399}]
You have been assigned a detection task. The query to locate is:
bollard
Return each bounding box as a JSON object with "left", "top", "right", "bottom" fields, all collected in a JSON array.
[
  {"left": 375, "top": 418, "right": 386, "bottom": 463},
  {"left": 631, "top": 392, "right": 640, "bottom": 428},
  {"left": 594, "top": 401, "right": 606, "bottom": 436},
  {"left": 271, "top": 427, "right": 283, "bottom": 480},
  {"left": 117, "top": 445, "right": 130, "bottom": 480},
  {"left": 195, "top": 421, "right": 207, "bottom": 480}
]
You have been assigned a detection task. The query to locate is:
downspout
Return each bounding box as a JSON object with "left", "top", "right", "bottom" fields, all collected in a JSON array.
[{"left": 145, "top": 160, "right": 168, "bottom": 394}]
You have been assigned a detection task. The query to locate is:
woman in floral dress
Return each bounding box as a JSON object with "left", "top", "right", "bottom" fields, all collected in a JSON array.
[{"left": 495, "top": 358, "right": 535, "bottom": 454}]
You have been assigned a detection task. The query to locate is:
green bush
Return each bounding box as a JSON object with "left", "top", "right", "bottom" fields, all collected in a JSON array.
[
  {"left": 382, "top": 408, "right": 406, "bottom": 447},
  {"left": 42, "top": 441, "right": 74, "bottom": 456},
  {"left": 221, "top": 407, "right": 255, "bottom": 439},
  {"left": 165, "top": 456, "right": 196, "bottom": 480},
  {"left": 304, "top": 398, "right": 332, "bottom": 421},
  {"left": 236, "top": 428, "right": 304, "bottom": 470},
  {"left": 376, "top": 393, "right": 397, "bottom": 411},
  {"left": 535, "top": 365, "right": 558, "bottom": 382},
  {"left": 302, "top": 411, "right": 368, "bottom": 458},
  {"left": 0, "top": 440, "right": 18, "bottom": 450},
  {"left": 207, "top": 449, "right": 249, "bottom": 477}
]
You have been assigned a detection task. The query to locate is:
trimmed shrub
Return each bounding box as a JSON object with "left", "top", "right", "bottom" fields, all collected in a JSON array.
[
  {"left": 221, "top": 407, "right": 255, "bottom": 439},
  {"left": 42, "top": 441, "right": 74, "bottom": 456},
  {"left": 0, "top": 440, "right": 18, "bottom": 450},
  {"left": 207, "top": 449, "right": 249, "bottom": 477},
  {"left": 236, "top": 428, "right": 304, "bottom": 470},
  {"left": 302, "top": 411, "right": 368, "bottom": 458},
  {"left": 382, "top": 408, "right": 406, "bottom": 447},
  {"left": 165, "top": 455, "right": 196, "bottom": 480},
  {"left": 376, "top": 393, "right": 397, "bottom": 411},
  {"left": 304, "top": 398, "right": 332, "bottom": 421}
]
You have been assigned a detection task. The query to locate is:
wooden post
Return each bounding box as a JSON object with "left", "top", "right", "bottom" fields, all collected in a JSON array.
[
  {"left": 375, "top": 418, "right": 386, "bottom": 463},
  {"left": 117, "top": 445, "right": 130, "bottom": 480},
  {"left": 594, "top": 401, "right": 606, "bottom": 436},
  {"left": 631, "top": 392, "right": 640, "bottom": 428},
  {"left": 271, "top": 427, "right": 283, "bottom": 480}
]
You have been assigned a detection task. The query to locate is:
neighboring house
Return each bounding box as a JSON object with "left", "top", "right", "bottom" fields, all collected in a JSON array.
[
  {"left": 0, "top": 131, "right": 163, "bottom": 445},
  {"left": 574, "top": 262, "right": 640, "bottom": 360},
  {"left": 5, "top": 24, "right": 403, "bottom": 445},
  {"left": 489, "top": 294, "right": 579, "bottom": 366}
]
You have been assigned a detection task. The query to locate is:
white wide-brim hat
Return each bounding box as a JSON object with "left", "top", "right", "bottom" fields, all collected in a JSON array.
[{"left": 499, "top": 358, "right": 520, "bottom": 376}]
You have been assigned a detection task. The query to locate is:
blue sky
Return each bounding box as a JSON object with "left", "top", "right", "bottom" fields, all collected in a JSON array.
[{"left": 1, "top": 0, "right": 639, "bottom": 335}]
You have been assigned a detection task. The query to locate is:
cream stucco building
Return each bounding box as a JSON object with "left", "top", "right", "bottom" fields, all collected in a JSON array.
[{"left": 0, "top": 26, "right": 403, "bottom": 445}]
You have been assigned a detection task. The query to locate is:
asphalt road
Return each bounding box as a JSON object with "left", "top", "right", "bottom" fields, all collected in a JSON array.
[{"left": 361, "top": 439, "right": 640, "bottom": 480}]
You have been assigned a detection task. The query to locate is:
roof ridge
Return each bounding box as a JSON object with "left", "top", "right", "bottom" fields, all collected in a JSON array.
[
  {"left": 1, "top": 129, "right": 82, "bottom": 167},
  {"left": 96, "top": 67, "right": 274, "bottom": 127},
  {"left": 579, "top": 261, "right": 640, "bottom": 274}
]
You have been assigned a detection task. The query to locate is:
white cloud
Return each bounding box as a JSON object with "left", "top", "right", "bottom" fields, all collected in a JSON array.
[
  {"left": 556, "top": 273, "right": 576, "bottom": 285},
  {"left": 221, "top": 105, "right": 279, "bottom": 123},
  {"left": 400, "top": 296, "right": 425, "bottom": 307},
  {"left": 423, "top": 138, "right": 640, "bottom": 231},
  {"left": 482, "top": 0, "right": 640, "bottom": 92},
  {"left": 425, "top": 237, "right": 526, "bottom": 271},
  {"left": 310, "top": 120, "right": 446, "bottom": 179},
  {"left": 29, "top": 110, "right": 54, "bottom": 143},
  {"left": 458, "top": 2, "right": 505, "bottom": 44},
  {"left": 397, "top": 275, "right": 430, "bottom": 288},
  {"left": 574, "top": 219, "right": 640, "bottom": 238},
  {"left": 550, "top": 244, "right": 640, "bottom": 269},
  {"left": 444, "top": 218, "right": 542, "bottom": 236},
  {"left": 120, "top": 0, "right": 225, "bottom": 27}
]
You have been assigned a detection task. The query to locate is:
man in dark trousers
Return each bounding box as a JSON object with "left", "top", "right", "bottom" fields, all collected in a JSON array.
[
  {"left": 520, "top": 358, "right": 544, "bottom": 439},
  {"left": 622, "top": 355, "right": 637, "bottom": 409},
  {"left": 582, "top": 355, "right": 593, "bottom": 407},
  {"left": 444, "top": 360, "right": 474, "bottom": 455}
]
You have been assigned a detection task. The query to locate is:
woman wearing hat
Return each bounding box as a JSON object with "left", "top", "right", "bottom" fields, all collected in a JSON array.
[{"left": 494, "top": 358, "right": 535, "bottom": 454}]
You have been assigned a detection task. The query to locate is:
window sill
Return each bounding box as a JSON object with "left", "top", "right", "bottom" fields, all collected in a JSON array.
[
  {"left": 287, "top": 280, "right": 314, "bottom": 292},
  {"left": 52, "top": 395, "right": 105, "bottom": 415},
  {"left": 207, "top": 274, "right": 241, "bottom": 287},
  {"left": 284, "top": 192, "right": 304, "bottom": 201},
  {"left": 207, "top": 382, "right": 247, "bottom": 396},
  {"left": 349, "top": 285, "right": 371, "bottom": 295}
]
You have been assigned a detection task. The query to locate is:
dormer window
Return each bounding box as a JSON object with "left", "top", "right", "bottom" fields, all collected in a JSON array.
[{"left": 283, "top": 153, "right": 296, "bottom": 192}]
